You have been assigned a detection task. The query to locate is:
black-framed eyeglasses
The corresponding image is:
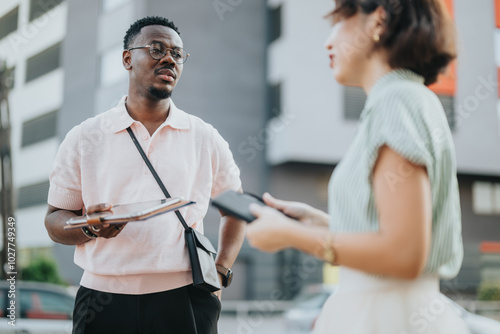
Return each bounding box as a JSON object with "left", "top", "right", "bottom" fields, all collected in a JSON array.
[{"left": 127, "top": 42, "right": 189, "bottom": 64}]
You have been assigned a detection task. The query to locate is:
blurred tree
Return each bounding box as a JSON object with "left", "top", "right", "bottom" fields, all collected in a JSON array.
[
  {"left": 21, "top": 257, "right": 67, "bottom": 286},
  {"left": 478, "top": 282, "right": 500, "bottom": 301}
]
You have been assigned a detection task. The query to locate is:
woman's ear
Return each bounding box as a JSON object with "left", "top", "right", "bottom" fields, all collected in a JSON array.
[
  {"left": 371, "top": 6, "right": 387, "bottom": 40},
  {"left": 123, "top": 50, "right": 132, "bottom": 70}
]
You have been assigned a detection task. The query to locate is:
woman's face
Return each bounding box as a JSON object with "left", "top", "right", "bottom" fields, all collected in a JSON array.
[{"left": 324, "top": 13, "right": 376, "bottom": 86}]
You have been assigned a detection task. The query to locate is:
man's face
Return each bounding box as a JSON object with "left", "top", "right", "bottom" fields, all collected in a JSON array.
[{"left": 124, "top": 25, "right": 184, "bottom": 100}]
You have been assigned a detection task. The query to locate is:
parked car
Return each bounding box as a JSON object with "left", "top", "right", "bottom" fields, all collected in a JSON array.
[
  {"left": 0, "top": 280, "right": 74, "bottom": 334},
  {"left": 283, "top": 284, "right": 500, "bottom": 334}
]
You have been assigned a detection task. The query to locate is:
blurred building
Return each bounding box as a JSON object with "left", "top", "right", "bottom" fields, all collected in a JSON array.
[
  {"left": 0, "top": 0, "right": 68, "bottom": 265},
  {"left": 0, "top": 0, "right": 499, "bottom": 301}
]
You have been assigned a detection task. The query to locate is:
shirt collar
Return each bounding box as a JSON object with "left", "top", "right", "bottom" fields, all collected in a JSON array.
[
  {"left": 110, "top": 96, "right": 191, "bottom": 133},
  {"left": 360, "top": 69, "right": 425, "bottom": 120}
]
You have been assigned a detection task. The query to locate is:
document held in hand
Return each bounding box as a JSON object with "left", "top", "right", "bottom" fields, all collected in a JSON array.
[{"left": 64, "top": 198, "right": 195, "bottom": 230}]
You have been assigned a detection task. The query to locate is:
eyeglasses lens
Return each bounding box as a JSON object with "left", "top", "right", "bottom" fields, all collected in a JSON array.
[{"left": 149, "top": 43, "right": 187, "bottom": 63}]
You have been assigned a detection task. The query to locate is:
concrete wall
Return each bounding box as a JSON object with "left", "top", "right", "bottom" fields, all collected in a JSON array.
[
  {"left": 58, "top": 0, "right": 99, "bottom": 137},
  {"left": 266, "top": 0, "right": 358, "bottom": 166},
  {"left": 453, "top": 0, "right": 500, "bottom": 176}
]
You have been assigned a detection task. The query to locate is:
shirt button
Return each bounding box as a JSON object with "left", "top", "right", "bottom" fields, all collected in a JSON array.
[
  {"left": 143, "top": 135, "right": 149, "bottom": 140},
  {"left": 148, "top": 148, "right": 152, "bottom": 153}
]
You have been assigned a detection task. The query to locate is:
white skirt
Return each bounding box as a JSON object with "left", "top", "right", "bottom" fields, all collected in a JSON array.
[{"left": 313, "top": 267, "right": 470, "bottom": 334}]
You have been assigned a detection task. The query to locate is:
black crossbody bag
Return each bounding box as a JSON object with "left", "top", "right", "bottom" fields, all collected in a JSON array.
[{"left": 127, "top": 127, "right": 221, "bottom": 292}]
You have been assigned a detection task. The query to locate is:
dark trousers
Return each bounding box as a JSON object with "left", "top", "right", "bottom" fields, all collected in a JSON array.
[{"left": 72, "top": 284, "right": 221, "bottom": 334}]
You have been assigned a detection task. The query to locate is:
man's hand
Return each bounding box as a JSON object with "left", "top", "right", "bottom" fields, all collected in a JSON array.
[
  {"left": 212, "top": 288, "right": 222, "bottom": 301},
  {"left": 85, "top": 203, "right": 127, "bottom": 239}
]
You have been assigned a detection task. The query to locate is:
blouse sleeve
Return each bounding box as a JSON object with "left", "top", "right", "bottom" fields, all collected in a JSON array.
[{"left": 365, "top": 87, "right": 436, "bottom": 182}]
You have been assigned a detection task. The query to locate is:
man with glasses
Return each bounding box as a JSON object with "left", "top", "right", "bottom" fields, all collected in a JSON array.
[{"left": 45, "top": 16, "right": 245, "bottom": 334}]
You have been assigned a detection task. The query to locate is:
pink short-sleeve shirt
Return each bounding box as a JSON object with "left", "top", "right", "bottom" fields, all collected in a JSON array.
[{"left": 48, "top": 96, "right": 241, "bottom": 294}]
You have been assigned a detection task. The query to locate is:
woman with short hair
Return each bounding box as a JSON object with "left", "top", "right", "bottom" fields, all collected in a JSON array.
[{"left": 246, "top": 0, "right": 469, "bottom": 333}]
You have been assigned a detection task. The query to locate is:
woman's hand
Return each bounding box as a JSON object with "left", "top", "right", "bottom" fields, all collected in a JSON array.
[
  {"left": 262, "top": 193, "right": 330, "bottom": 228},
  {"left": 86, "top": 203, "right": 127, "bottom": 239},
  {"left": 246, "top": 203, "right": 299, "bottom": 252},
  {"left": 246, "top": 193, "right": 330, "bottom": 254}
]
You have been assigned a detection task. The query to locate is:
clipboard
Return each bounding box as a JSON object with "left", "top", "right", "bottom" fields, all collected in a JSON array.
[{"left": 64, "top": 198, "right": 195, "bottom": 230}]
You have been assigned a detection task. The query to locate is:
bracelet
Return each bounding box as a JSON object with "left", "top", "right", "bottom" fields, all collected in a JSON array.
[
  {"left": 323, "top": 233, "right": 336, "bottom": 264},
  {"left": 81, "top": 227, "right": 98, "bottom": 239}
]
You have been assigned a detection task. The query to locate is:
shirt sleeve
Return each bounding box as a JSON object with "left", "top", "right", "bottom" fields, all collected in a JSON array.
[
  {"left": 365, "top": 88, "right": 435, "bottom": 182},
  {"left": 210, "top": 129, "right": 242, "bottom": 197},
  {"left": 47, "top": 125, "right": 84, "bottom": 210}
]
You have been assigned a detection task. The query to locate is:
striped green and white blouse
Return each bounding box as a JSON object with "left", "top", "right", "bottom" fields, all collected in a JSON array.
[{"left": 328, "top": 69, "right": 463, "bottom": 279}]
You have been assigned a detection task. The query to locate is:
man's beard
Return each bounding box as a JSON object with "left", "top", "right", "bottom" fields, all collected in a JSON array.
[{"left": 148, "top": 86, "right": 172, "bottom": 100}]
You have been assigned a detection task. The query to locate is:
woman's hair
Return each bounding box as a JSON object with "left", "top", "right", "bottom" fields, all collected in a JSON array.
[{"left": 326, "top": 0, "right": 456, "bottom": 86}]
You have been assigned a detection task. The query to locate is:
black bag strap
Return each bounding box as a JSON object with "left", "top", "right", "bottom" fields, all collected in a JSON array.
[{"left": 126, "top": 126, "right": 190, "bottom": 231}]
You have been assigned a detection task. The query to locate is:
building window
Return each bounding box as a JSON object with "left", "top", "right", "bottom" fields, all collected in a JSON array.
[
  {"left": 344, "top": 86, "right": 366, "bottom": 120},
  {"left": 29, "top": 0, "right": 64, "bottom": 22},
  {"left": 101, "top": 0, "right": 130, "bottom": 13},
  {"left": 17, "top": 181, "right": 50, "bottom": 209},
  {"left": 5, "top": 66, "right": 15, "bottom": 90},
  {"left": 21, "top": 110, "right": 58, "bottom": 147},
  {"left": 25, "top": 43, "right": 61, "bottom": 83},
  {"left": 267, "top": 5, "right": 282, "bottom": 44},
  {"left": 99, "top": 45, "right": 127, "bottom": 87},
  {"left": 472, "top": 182, "right": 500, "bottom": 215},
  {"left": 268, "top": 82, "right": 282, "bottom": 118},
  {"left": 0, "top": 7, "right": 19, "bottom": 40},
  {"left": 437, "top": 95, "right": 455, "bottom": 130}
]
